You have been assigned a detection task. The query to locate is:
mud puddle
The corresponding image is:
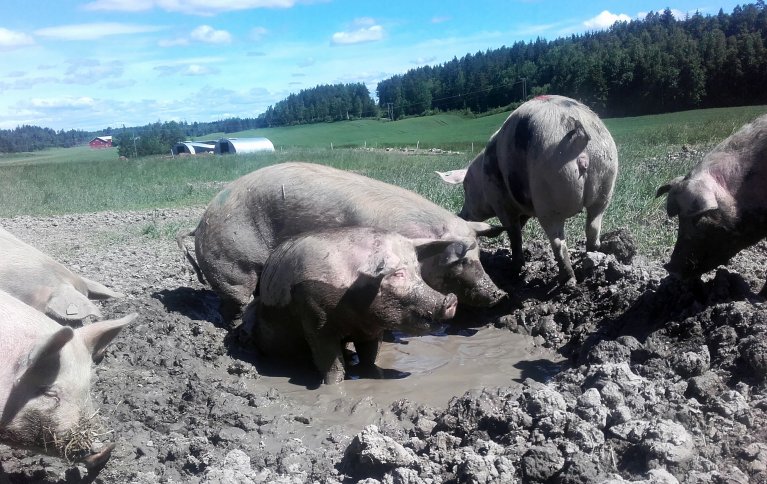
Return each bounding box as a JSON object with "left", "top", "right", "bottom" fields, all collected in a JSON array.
[{"left": 252, "top": 325, "right": 564, "bottom": 446}]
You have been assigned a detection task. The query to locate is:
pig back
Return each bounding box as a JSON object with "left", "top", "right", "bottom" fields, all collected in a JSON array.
[
  {"left": 193, "top": 162, "right": 477, "bottom": 296},
  {"left": 494, "top": 95, "right": 618, "bottom": 213},
  {"left": 0, "top": 227, "right": 91, "bottom": 301}
]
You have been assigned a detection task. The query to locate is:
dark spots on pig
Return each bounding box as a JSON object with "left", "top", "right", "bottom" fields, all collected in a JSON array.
[
  {"left": 557, "top": 98, "right": 579, "bottom": 108},
  {"left": 482, "top": 137, "right": 502, "bottom": 177},
  {"left": 514, "top": 116, "right": 532, "bottom": 152},
  {"left": 482, "top": 138, "right": 506, "bottom": 193}
]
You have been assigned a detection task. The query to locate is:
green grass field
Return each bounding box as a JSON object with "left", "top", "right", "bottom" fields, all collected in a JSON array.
[{"left": 1, "top": 105, "right": 766, "bottom": 257}]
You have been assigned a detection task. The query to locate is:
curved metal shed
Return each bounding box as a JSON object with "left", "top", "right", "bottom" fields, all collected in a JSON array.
[
  {"left": 215, "top": 137, "right": 275, "bottom": 155},
  {"left": 172, "top": 141, "right": 216, "bottom": 155}
]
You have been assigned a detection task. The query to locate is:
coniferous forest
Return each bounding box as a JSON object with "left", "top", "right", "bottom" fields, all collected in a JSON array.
[
  {"left": 1, "top": 3, "right": 766, "bottom": 154},
  {"left": 375, "top": 3, "right": 767, "bottom": 119}
]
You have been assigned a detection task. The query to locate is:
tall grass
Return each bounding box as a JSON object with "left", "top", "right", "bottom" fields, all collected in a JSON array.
[{"left": 1, "top": 105, "right": 765, "bottom": 257}]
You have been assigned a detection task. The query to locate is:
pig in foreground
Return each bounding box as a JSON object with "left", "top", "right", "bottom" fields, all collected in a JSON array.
[
  {"left": 0, "top": 226, "right": 123, "bottom": 323},
  {"left": 179, "top": 162, "right": 505, "bottom": 319},
  {"left": 437, "top": 95, "right": 618, "bottom": 284},
  {"left": 656, "top": 114, "right": 767, "bottom": 294},
  {"left": 0, "top": 290, "right": 135, "bottom": 467},
  {"left": 244, "top": 227, "right": 459, "bottom": 384}
]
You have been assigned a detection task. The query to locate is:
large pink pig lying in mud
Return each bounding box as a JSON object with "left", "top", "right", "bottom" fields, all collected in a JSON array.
[
  {"left": 0, "top": 290, "right": 135, "bottom": 467},
  {"left": 245, "top": 227, "right": 458, "bottom": 384},
  {"left": 656, "top": 113, "right": 767, "bottom": 294},
  {"left": 437, "top": 95, "right": 618, "bottom": 284},
  {"left": 0, "top": 226, "right": 123, "bottom": 323},
  {"left": 179, "top": 162, "right": 506, "bottom": 319}
]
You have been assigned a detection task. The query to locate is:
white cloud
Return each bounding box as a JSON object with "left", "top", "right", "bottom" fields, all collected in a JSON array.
[
  {"left": 159, "top": 37, "right": 190, "bottom": 47},
  {"left": 63, "top": 59, "right": 124, "bottom": 84},
  {"left": 583, "top": 10, "right": 632, "bottom": 30},
  {"left": 83, "top": 0, "right": 301, "bottom": 16},
  {"left": 249, "top": 26, "right": 269, "bottom": 41},
  {"left": 431, "top": 16, "right": 450, "bottom": 24},
  {"left": 30, "top": 97, "right": 96, "bottom": 109},
  {"left": 184, "top": 64, "right": 219, "bottom": 75},
  {"left": 34, "top": 23, "right": 164, "bottom": 41},
  {"left": 352, "top": 17, "right": 376, "bottom": 27},
  {"left": 190, "top": 25, "right": 232, "bottom": 44},
  {"left": 331, "top": 24, "right": 384, "bottom": 46},
  {"left": 0, "top": 27, "right": 35, "bottom": 49}
]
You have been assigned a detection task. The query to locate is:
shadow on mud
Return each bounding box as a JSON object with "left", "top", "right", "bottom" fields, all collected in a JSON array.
[{"left": 152, "top": 287, "right": 226, "bottom": 327}]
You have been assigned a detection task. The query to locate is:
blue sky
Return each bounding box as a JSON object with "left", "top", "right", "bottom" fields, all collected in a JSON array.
[{"left": 0, "top": 0, "right": 743, "bottom": 131}]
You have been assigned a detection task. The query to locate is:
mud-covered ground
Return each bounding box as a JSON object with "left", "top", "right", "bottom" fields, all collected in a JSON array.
[{"left": 1, "top": 207, "right": 767, "bottom": 483}]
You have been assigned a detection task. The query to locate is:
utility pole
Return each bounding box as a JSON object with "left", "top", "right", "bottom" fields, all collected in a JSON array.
[{"left": 521, "top": 78, "right": 527, "bottom": 100}]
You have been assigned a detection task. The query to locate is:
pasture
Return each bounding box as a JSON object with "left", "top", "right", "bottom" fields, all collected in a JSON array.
[{"left": 1, "top": 104, "right": 766, "bottom": 257}]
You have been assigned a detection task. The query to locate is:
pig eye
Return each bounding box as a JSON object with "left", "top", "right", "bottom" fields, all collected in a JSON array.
[
  {"left": 391, "top": 269, "right": 406, "bottom": 278},
  {"left": 42, "top": 387, "right": 60, "bottom": 405}
]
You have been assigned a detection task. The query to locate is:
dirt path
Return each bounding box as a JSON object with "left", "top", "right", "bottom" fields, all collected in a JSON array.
[{"left": 1, "top": 208, "right": 767, "bottom": 483}]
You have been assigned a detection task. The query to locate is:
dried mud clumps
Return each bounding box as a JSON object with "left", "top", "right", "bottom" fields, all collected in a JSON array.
[
  {"left": 338, "top": 234, "right": 767, "bottom": 483},
  {"left": 3, "top": 212, "right": 767, "bottom": 484}
]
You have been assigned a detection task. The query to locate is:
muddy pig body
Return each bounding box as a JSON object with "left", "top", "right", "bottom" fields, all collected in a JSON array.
[
  {"left": 179, "top": 162, "right": 505, "bottom": 319},
  {"left": 247, "top": 227, "right": 459, "bottom": 384},
  {"left": 656, "top": 114, "right": 767, "bottom": 294},
  {"left": 0, "top": 226, "right": 123, "bottom": 323},
  {"left": 0, "top": 290, "right": 135, "bottom": 467},
  {"left": 437, "top": 95, "right": 618, "bottom": 284}
]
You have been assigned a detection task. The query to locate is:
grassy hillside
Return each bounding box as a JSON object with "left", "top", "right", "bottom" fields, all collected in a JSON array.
[
  {"left": 197, "top": 112, "right": 511, "bottom": 152},
  {"left": 1, "top": 105, "right": 766, "bottom": 256}
]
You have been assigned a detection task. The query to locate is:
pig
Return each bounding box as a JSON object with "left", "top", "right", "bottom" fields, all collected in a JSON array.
[
  {"left": 245, "top": 227, "right": 459, "bottom": 384},
  {"left": 437, "top": 95, "right": 618, "bottom": 284},
  {"left": 0, "top": 226, "right": 123, "bottom": 323},
  {"left": 656, "top": 113, "right": 767, "bottom": 294},
  {"left": 0, "top": 290, "right": 135, "bottom": 467},
  {"left": 178, "top": 162, "right": 506, "bottom": 320}
]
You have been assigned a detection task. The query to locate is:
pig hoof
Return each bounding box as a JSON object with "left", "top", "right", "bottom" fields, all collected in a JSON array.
[{"left": 82, "top": 442, "right": 115, "bottom": 469}]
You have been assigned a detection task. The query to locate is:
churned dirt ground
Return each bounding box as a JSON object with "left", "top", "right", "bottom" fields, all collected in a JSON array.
[{"left": 1, "top": 207, "right": 767, "bottom": 483}]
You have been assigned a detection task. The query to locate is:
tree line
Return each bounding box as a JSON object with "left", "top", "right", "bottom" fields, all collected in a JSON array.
[
  {"left": 0, "top": 125, "right": 91, "bottom": 153},
  {"left": 377, "top": 3, "right": 767, "bottom": 118},
  {"left": 2, "top": 3, "right": 766, "bottom": 155},
  {"left": 257, "top": 83, "right": 380, "bottom": 126}
]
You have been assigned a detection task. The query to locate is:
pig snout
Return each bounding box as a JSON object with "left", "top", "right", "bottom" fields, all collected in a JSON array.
[
  {"left": 467, "top": 284, "right": 507, "bottom": 307},
  {"left": 433, "top": 293, "right": 458, "bottom": 321}
]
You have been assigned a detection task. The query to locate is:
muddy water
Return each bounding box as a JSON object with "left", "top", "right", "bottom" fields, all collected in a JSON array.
[{"left": 254, "top": 325, "right": 564, "bottom": 446}]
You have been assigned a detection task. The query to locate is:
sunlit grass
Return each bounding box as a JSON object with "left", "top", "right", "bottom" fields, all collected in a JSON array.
[{"left": 1, "top": 105, "right": 766, "bottom": 258}]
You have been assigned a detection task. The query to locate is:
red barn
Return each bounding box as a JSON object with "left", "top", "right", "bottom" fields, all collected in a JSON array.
[{"left": 89, "top": 136, "right": 112, "bottom": 149}]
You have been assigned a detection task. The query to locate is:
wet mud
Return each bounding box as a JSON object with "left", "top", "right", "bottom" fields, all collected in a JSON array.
[{"left": 1, "top": 208, "right": 767, "bottom": 483}]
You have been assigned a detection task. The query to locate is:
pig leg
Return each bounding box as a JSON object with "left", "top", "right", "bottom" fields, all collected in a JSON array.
[
  {"left": 540, "top": 217, "right": 575, "bottom": 285},
  {"left": 585, "top": 201, "right": 608, "bottom": 252},
  {"left": 353, "top": 337, "right": 384, "bottom": 379},
  {"left": 304, "top": 330, "right": 346, "bottom": 384},
  {"left": 496, "top": 210, "right": 528, "bottom": 275}
]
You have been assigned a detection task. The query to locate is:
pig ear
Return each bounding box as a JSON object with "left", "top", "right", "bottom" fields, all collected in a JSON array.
[
  {"left": 435, "top": 169, "right": 467, "bottom": 185},
  {"left": 656, "top": 176, "right": 685, "bottom": 218},
  {"left": 46, "top": 284, "right": 102, "bottom": 322},
  {"left": 655, "top": 176, "right": 685, "bottom": 198},
  {"left": 77, "top": 312, "right": 137, "bottom": 363},
  {"left": 443, "top": 240, "right": 478, "bottom": 264},
  {"left": 410, "top": 238, "right": 461, "bottom": 261},
  {"left": 15, "top": 326, "right": 74, "bottom": 386},
  {"left": 465, "top": 221, "right": 505, "bottom": 238},
  {"left": 81, "top": 276, "right": 124, "bottom": 300}
]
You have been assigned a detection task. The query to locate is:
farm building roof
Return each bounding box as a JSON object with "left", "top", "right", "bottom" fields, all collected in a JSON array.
[{"left": 214, "top": 137, "right": 275, "bottom": 155}]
